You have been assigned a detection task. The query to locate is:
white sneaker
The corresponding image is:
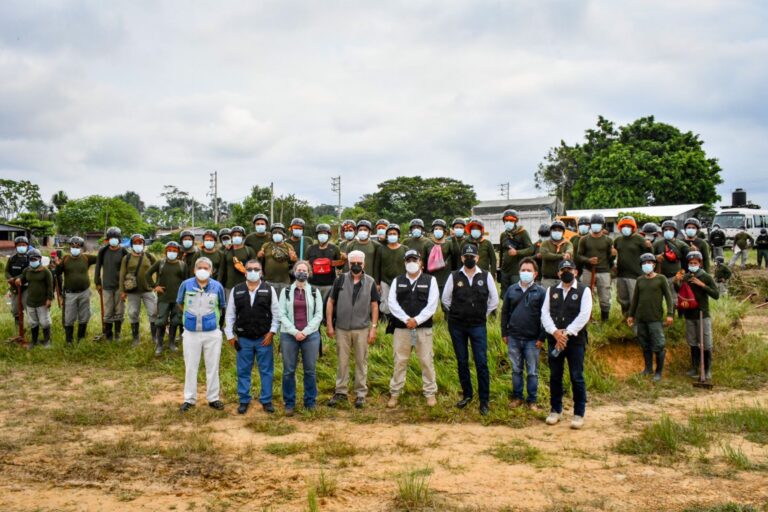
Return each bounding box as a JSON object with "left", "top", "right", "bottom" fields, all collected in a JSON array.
[
  {"left": 545, "top": 412, "right": 561, "bottom": 425},
  {"left": 571, "top": 415, "right": 585, "bottom": 429},
  {"left": 387, "top": 395, "right": 399, "bottom": 408}
]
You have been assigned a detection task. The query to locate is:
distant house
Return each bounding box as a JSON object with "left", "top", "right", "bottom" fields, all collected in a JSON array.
[
  {"left": 154, "top": 227, "right": 209, "bottom": 242},
  {"left": 472, "top": 196, "right": 564, "bottom": 244},
  {"left": 0, "top": 223, "right": 30, "bottom": 253},
  {"left": 567, "top": 204, "right": 705, "bottom": 233}
]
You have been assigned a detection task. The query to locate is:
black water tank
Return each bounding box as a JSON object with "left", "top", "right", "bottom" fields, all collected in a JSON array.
[{"left": 732, "top": 188, "right": 747, "bottom": 207}]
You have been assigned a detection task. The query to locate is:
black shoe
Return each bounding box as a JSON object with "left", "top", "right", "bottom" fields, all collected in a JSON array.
[
  {"left": 65, "top": 326, "right": 74, "bottom": 344},
  {"left": 354, "top": 397, "right": 365, "bottom": 409},
  {"left": 479, "top": 402, "right": 490, "bottom": 416},
  {"left": 105, "top": 322, "right": 114, "bottom": 341},
  {"left": 456, "top": 397, "right": 473, "bottom": 409},
  {"left": 327, "top": 393, "right": 347, "bottom": 407},
  {"left": 285, "top": 407, "right": 295, "bottom": 417},
  {"left": 76, "top": 323, "right": 87, "bottom": 341},
  {"left": 262, "top": 403, "right": 275, "bottom": 414},
  {"left": 305, "top": 405, "right": 317, "bottom": 412},
  {"left": 600, "top": 310, "right": 610, "bottom": 322},
  {"left": 237, "top": 403, "right": 249, "bottom": 415},
  {"left": 179, "top": 402, "right": 195, "bottom": 413},
  {"left": 131, "top": 323, "right": 140, "bottom": 347},
  {"left": 641, "top": 351, "right": 653, "bottom": 376},
  {"left": 208, "top": 400, "right": 225, "bottom": 411},
  {"left": 42, "top": 328, "right": 52, "bottom": 348},
  {"left": 114, "top": 321, "right": 123, "bottom": 340},
  {"left": 31, "top": 326, "right": 40, "bottom": 345}
]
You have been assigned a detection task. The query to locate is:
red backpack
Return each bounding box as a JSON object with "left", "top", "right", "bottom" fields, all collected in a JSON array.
[{"left": 676, "top": 280, "right": 699, "bottom": 311}]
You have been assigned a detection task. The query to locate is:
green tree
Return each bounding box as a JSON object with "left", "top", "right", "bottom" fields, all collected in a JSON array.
[
  {"left": 51, "top": 190, "right": 69, "bottom": 211},
  {"left": 115, "top": 191, "right": 145, "bottom": 213},
  {"left": 355, "top": 177, "right": 476, "bottom": 226},
  {"left": 11, "top": 212, "right": 55, "bottom": 238},
  {"left": 617, "top": 211, "right": 662, "bottom": 228},
  {"left": 535, "top": 116, "right": 723, "bottom": 209},
  {"left": 56, "top": 196, "right": 144, "bottom": 236},
  {"left": 0, "top": 179, "right": 42, "bottom": 220},
  {"left": 229, "top": 185, "right": 272, "bottom": 227}
]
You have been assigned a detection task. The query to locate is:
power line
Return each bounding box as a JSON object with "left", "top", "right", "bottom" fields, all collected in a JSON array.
[{"left": 499, "top": 182, "right": 510, "bottom": 200}]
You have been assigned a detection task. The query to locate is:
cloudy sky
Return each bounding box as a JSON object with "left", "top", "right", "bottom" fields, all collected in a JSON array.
[{"left": 2, "top": 1, "right": 767, "bottom": 211}]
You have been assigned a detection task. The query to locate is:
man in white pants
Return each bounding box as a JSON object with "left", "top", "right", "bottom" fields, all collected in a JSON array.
[{"left": 176, "top": 257, "right": 227, "bottom": 412}]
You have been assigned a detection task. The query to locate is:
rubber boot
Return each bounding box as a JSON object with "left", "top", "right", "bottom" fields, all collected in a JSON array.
[
  {"left": 31, "top": 326, "right": 40, "bottom": 346},
  {"left": 114, "top": 321, "right": 123, "bottom": 340},
  {"left": 65, "top": 326, "right": 75, "bottom": 345},
  {"left": 42, "top": 327, "right": 51, "bottom": 348},
  {"left": 105, "top": 322, "right": 114, "bottom": 341},
  {"left": 168, "top": 324, "right": 178, "bottom": 353},
  {"left": 601, "top": 310, "right": 610, "bottom": 322},
  {"left": 177, "top": 325, "right": 184, "bottom": 343},
  {"left": 76, "top": 323, "right": 87, "bottom": 342},
  {"left": 131, "top": 323, "right": 140, "bottom": 347},
  {"left": 653, "top": 350, "right": 666, "bottom": 382},
  {"left": 704, "top": 350, "right": 712, "bottom": 380},
  {"left": 150, "top": 323, "right": 158, "bottom": 344},
  {"left": 686, "top": 346, "right": 699, "bottom": 377},
  {"left": 641, "top": 351, "right": 653, "bottom": 376},
  {"left": 154, "top": 327, "right": 165, "bottom": 356}
]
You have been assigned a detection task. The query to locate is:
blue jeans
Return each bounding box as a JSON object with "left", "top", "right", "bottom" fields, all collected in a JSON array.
[
  {"left": 508, "top": 337, "right": 540, "bottom": 403},
  {"left": 280, "top": 331, "right": 320, "bottom": 409},
  {"left": 548, "top": 340, "right": 587, "bottom": 417},
  {"left": 448, "top": 322, "right": 490, "bottom": 403},
  {"left": 236, "top": 336, "right": 274, "bottom": 405}
]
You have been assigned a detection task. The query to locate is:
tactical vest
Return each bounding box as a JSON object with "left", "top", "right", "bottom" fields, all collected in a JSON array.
[
  {"left": 233, "top": 281, "right": 273, "bottom": 339},
  {"left": 547, "top": 285, "right": 588, "bottom": 345},
  {"left": 448, "top": 269, "right": 489, "bottom": 327},
  {"left": 391, "top": 273, "right": 433, "bottom": 329}
]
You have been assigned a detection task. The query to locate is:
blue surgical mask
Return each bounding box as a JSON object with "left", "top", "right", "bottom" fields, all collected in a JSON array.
[
  {"left": 621, "top": 227, "right": 632, "bottom": 237},
  {"left": 17, "top": 245, "right": 28, "bottom": 254},
  {"left": 642, "top": 263, "right": 654, "bottom": 274},
  {"left": 590, "top": 224, "right": 603, "bottom": 234},
  {"left": 685, "top": 228, "right": 697, "bottom": 238},
  {"left": 357, "top": 230, "right": 369, "bottom": 241},
  {"left": 132, "top": 244, "right": 144, "bottom": 253},
  {"left": 203, "top": 240, "right": 215, "bottom": 250},
  {"left": 688, "top": 265, "right": 700, "bottom": 273},
  {"left": 246, "top": 270, "right": 261, "bottom": 282},
  {"left": 411, "top": 229, "right": 422, "bottom": 238},
  {"left": 454, "top": 228, "right": 465, "bottom": 238},
  {"left": 272, "top": 233, "right": 284, "bottom": 243},
  {"left": 578, "top": 225, "right": 589, "bottom": 235},
  {"left": 433, "top": 229, "right": 444, "bottom": 239},
  {"left": 663, "top": 230, "right": 675, "bottom": 240},
  {"left": 255, "top": 225, "right": 266, "bottom": 234},
  {"left": 30, "top": 260, "right": 41, "bottom": 268},
  {"left": 109, "top": 238, "right": 119, "bottom": 247},
  {"left": 376, "top": 228, "right": 386, "bottom": 237},
  {"left": 70, "top": 248, "right": 81, "bottom": 257},
  {"left": 183, "top": 239, "right": 193, "bottom": 249},
  {"left": 387, "top": 234, "right": 399, "bottom": 244},
  {"left": 232, "top": 236, "right": 243, "bottom": 245},
  {"left": 292, "top": 229, "right": 303, "bottom": 238},
  {"left": 519, "top": 271, "right": 534, "bottom": 284},
  {"left": 504, "top": 221, "right": 515, "bottom": 231},
  {"left": 471, "top": 229, "right": 482, "bottom": 239},
  {"left": 551, "top": 231, "right": 563, "bottom": 241},
  {"left": 344, "top": 231, "right": 355, "bottom": 241},
  {"left": 318, "top": 233, "right": 329, "bottom": 244},
  {"left": 222, "top": 239, "right": 232, "bottom": 248},
  {"left": 167, "top": 251, "right": 178, "bottom": 261}
]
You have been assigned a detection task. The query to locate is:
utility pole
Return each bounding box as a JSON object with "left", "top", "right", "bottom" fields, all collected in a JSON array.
[
  {"left": 499, "top": 182, "right": 510, "bottom": 200},
  {"left": 331, "top": 176, "right": 341, "bottom": 222},
  {"left": 191, "top": 199, "right": 195, "bottom": 228},
  {"left": 270, "top": 182, "right": 274, "bottom": 223},
  {"left": 208, "top": 171, "right": 219, "bottom": 224}
]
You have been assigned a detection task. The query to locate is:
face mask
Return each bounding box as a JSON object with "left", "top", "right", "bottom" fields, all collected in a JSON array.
[
  {"left": 590, "top": 224, "right": 603, "bottom": 234},
  {"left": 519, "top": 271, "right": 534, "bottom": 284},
  {"left": 357, "top": 230, "right": 369, "bottom": 241},
  {"left": 292, "top": 229, "right": 303, "bottom": 238},
  {"left": 688, "top": 265, "right": 700, "bottom": 273},
  {"left": 344, "top": 231, "right": 355, "bottom": 241},
  {"left": 376, "top": 228, "right": 386, "bottom": 237},
  {"left": 387, "top": 234, "right": 398, "bottom": 244},
  {"left": 222, "top": 239, "right": 232, "bottom": 248},
  {"left": 663, "top": 230, "right": 675, "bottom": 240},
  {"left": 109, "top": 238, "right": 119, "bottom": 247},
  {"left": 464, "top": 256, "right": 477, "bottom": 269},
  {"left": 505, "top": 221, "right": 515, "bottom": 231},
  {"left": 318, "top": 233, "right": 329, "bottom": 244},
  {"left": 470, "top": 229, "right": 482, "bottom": 239},
  {"left": 621, "top": 227, "right": 632, "bottom": 237},
  {"left": 167, "top": 251, "right": 178, "bottom": 261},
  {"left": 560, "top": 271, "right": 575, "bottom": 283},
  {"left": 272, "top": 233, "right": 284, "bottom": 243},
  {"left": 642, "top": 263, "right": 655, "bottom": 274},
  {"left": 433, "top": 229, "right": 444, "bottom": 239},
  {"left": 232, "top": 236, "right": 243, "bottom": 245},
  {"left": 578, "top": 225, "right": 589, "bottom": 235},
  {"left": 454, "top": 228, "right": 465, "bottom": 238},
  {"left": 195, "top": 269, "right": 210, "bottom": 281},
  {"left": 551, "top": 231, "right": 563, "bottom": 241},
  {"left": 411, "top": 229, "right": 422, "bottom": 238},
  {"left": 685, "top": 228, "right": 697, "bottom": 238},
  {"left": 70, "top": 248, "right": 81, "bottom": 257},
  {"left": 182, "top": 239, "right": 193, "bottom": 249},
  {"left": 255, "top": 225, "right": 266, "bottom": 234},
  {"left": 246, "top": 270, "right": 261, "bottom": 282},
  {"left": 295, "top": 271, "right": 308, "bottom": 282},
  {"left": 30, "top": 260, "right": 41, "bottom": 268},
  {"left": 350, "top": 263, "right": 363, "bottom": 274},
  {"left": 132, "top": 244, "right": 144, "bottom": 253},
  {"left": 17, "top": 245, "right": 28, "bottom": 254},
  {"left": 405, "top": 262, "right": 420, "bottom": 274},
  {"left": 540, "top": 236, "right": 550, "bottom": 242},
  {"left": 645, "top": 235, "right": 655, "bottom": 242},
  {"left": 203, "top": 240, "right": 215, "bottom": 250}
]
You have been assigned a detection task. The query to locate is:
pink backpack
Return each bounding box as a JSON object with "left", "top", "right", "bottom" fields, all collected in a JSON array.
[{"left": 427, "top": 244, "right": 446, "bottom": 272}]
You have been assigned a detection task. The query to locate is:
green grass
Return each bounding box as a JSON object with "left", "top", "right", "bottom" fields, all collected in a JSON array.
[
  {"left": 682, "top": 505, "right": 760, "bottom": 512},
  {"left": 485, "top": 439, "right": 544, "bottom": 466},
  {"left": 395, "top": 467, "right": 434, "bottom": 511},
  {"left": 719, "top": 442, "right": 756, "bottom": 471},
  {"left": 246, "top": 418, "right": 298, "bottom": 437},
  {"left": 615, "top": 415, "right": 709, "bottom": 456},
  {"left": 691, "top": 404, "right": 768, "bottom": 445},
  {"left": 263, "top": 441, "right": 306, "bottom": 457}
]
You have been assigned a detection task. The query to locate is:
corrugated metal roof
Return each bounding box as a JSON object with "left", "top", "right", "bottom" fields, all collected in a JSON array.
[
  {"left": 475, "top": 196, "right": 559, "bottom": 208},
  {"left": 0, "top": 223, "right": 27, "bottom": 232},
  {"left": 567, "top": 204, "right": 704, "bottom": 218}
]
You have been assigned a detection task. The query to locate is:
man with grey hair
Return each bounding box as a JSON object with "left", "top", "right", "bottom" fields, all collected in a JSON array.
[
  {"left": 326, "top": 250, "right": 380, "bottom": 409},
  {"left": 177, "top": 257, "right": 227, "bottom": 412}
]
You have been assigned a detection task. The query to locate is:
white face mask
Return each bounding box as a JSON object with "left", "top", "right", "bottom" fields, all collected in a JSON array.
[
  {"left": 132, "top": 244, "right": 144, "bottom": 253},
  {"left": 387, "top": 234, "right": 399, "bottom": 244},
  {"left": 621, "top": 227, "right": 633, "bottom": 237},
  {"left": 109, "top": 238, "right": 119, "bottom": 247},
  {"left": 470, "top": 229, "right": 482, "bottom": 239},
  {"left": 578, "top": 225, "right": 589, "bottom": 235},
  {"left": 70, "top": 248, "right": 81, "bottom": 257},
  {"left": 376, "top": 228, "right": 386, "bottom": 237},
  {"left": 182, "top": 239, "right": 193, "bottom": 249},
  {"left": 645, "top": 235, "right": 655, "bottom": 241},
  {"left": 195, "top": 269, "right": 211, "bottom": 281},
  {"left": 405, "top": 261, "right": 420, "bottom": 274},
  {"left": 344, "top": 231, "right": 355, "bottom": 241},
  {"left": 663, "top": 230, "right": 675, "bottom": 240},
  {"left": 255, "top": 224, "right": 266, "bottom": 234},
  {"left": 203, "top": 240, "right": 215, "bottom": 250},
  {"left": 504, "top": 221, "right": 515, "bottom": 231},
  {"left": 17, "top": 245, "right": 28, "bottom": 254},
  {"left": 411, "top": 228, "right": 422, "bottom": 238},
  {"left": 685, "top": 228, "right": 697, "bottom": 238},
  {"left": 167, "top": 251, "right": 178, "bottom": 261},
  {"left": 246, "top": 270, "right": 261, "bottom": 282},
  {"left": 551, "top": 231, "right": 563, "bottom": 241},
  {"left": 357, "top": 230, "right": 369, "bottom": 241},
  {"left": 272, "top": 233, "right": 284, "bottom": 243},
  {"left": 232, "top": 236, "right": 243, "bottom": 245},
  {"left": 688, "top": 265, "right": 700, "bottom": 273},
  {"left": 292, "top": 229, "right": 303, "bottom": 238},
  {"left": 454, "top": 228, "right": 465, "bottom": 238},
  {"left": 590, "top": 224, "right": 603, "bottom": 234},
  {"left": 318, "top": 233, "right": 329, "bottom": 244},
  {"left": 433, "top": 229, "right": 444, "bottom": 239},
  {"left": 642, "top": 263, "right": 654, "bottom": 274},
  {"left": 222, "top": 239, "right": 232, "bottom": 248},
  {"left": 519, "top": 271, "right": 534, "bottom": 284}
]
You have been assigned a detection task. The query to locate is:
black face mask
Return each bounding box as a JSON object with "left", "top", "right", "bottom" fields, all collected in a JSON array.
[
  {"left": 464, "top": 257, "right": 477, "bottom": 269},
  {"left": 295, "top": 271, "right": 309, "bottom": 282},
  {"left": 560, "top": 271, "right": 575, "bottom": 283},
  {"left": 350, "top": 263, "right": 363, "bottom": 274}
]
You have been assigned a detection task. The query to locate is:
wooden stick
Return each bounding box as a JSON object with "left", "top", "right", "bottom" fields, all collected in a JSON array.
[
  {"left": 740, "top": 292, "right": 756, "bottom": 304},
  {"left": 754, "top": 301, "right": 768, "bottom": 310}
]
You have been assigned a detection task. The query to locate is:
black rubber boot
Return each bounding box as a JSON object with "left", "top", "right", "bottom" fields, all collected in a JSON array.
[
  {"left": 641, "top": 351, "right": 653, "bottom": 376},
  {"left": 601, "top": 310, "right": 610, "bottom": 322},
  {"left": 168, "top": 325, "right": 178, "bottom": 352},
  {"left": 31, "top": 326, "right": 40, "bottom": 346},
  {"left": 687, "top": 346, "right": 700, "bottom": 377},
  {"left": 42, "top": 327, "right": 51, "bottom": 348},
  {"left": 150, "top": 323, "right": 158, "bottom": 344},
  {"left": 65, "top": 326, "right": 75, "bottom": 344},
  {"left": 131, "top": 323, "right": 140, "bottom": 347},
  {"left": 105, "top": 322, "right": 114, "bottom": 341},
  {"left": 76, "top": 323, "right": 87, "bottom": 341},
  {"left": 704, "top": 350, "right": 712, "bottom": 380},
  {"left": 653, "top": 350, "right": 666, "bottom": 382},
  {"left": 114, "top": 321, "right": 123, "bottom": 340},
  {"left": 154, "top": 328, "right": 165, "bottom": 356}
]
